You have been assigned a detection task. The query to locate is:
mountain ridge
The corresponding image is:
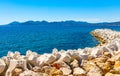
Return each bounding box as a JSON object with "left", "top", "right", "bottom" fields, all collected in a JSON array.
[{"left": 1, "top": 20, "right": 120, "bottom": 26}]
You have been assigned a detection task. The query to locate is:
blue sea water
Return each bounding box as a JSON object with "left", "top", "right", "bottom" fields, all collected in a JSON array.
[{"left": 0, "top": 25, "right": 120, "bottom": 57}]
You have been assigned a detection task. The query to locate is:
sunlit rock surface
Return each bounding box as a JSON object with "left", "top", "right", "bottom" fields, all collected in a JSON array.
[{"left": 1, "top": 29, "right": 120, "bottom": 76}]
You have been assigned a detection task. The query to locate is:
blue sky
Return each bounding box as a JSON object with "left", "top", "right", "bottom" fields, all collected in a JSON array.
[{"left": 0, "top": 0, "right": 120, "bottom": 24}]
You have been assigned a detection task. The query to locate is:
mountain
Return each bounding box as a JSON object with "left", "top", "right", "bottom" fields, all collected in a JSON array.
[
  {"left": 1, "top": 20, "right": 120, "bottom": 26},
  {"left": 8, "top": 21, "right": 20, "bottom": 25},
  {"left": 21, "top": 20, "right": 49, "bottom": 25}
]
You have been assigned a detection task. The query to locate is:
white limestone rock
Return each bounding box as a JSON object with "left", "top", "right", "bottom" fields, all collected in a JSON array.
[
  {"left": 60, "top": 67, "right": 72, "bottom": 75},
  {"left": 36, "top": 54, "right": 56, "bottom": 67},
  {"left": 26, "top": 50, "right": 38, "bottom": 65},
  {"left": 5, "top": 59, "right": 27, "bottom": 76},
  {"left": 27, "top": 54, "right": 38, "bottom": 66},
  {"left": 80, "top": 54, "right": 88, "bottom": 60},
  {"left": 87, "top": 67, "right": 103, "bottom": 76},
  {"left": 73, "top": 67, "right": 86, "bottom": 75},
  {"left": 57, "top": 53, "right": 71, "bottom": 63},
  {"left": 67, "top": 50, "right": 80, "bottom": 60},
  {"left": 52, "top": 48, "right": 61, "bottom": 60},
  {"left": 0, "top": 59, "right": 6, "bottom": 74},
  {"left": 103, "top": 46, "right": 114, "bottom": 56},
  {"left": 44, "top": 54, "right": 56, "bottom": 64},
  {"left": 91, "top": 29, "right": 120, "bottom": 44},
  {"left": 26, "top": 50, "right": 38, "bottom": 57},
  {"left": 19, "top": 70, "right": 39, "bottom": 76},
  {"left": 13, "top": 51, "right": 21, "bottom": 59},
  {"left": 70, "top": 59, "right": 79, "bottom": 68},
  {"left": 90, "top": 47, "right": 104, "bottom": 57},
  {"left": 7, "top": 51, "right": 14, "bottom": 58},
  {"left": 2, "top": 56, "right": 13, "bottom": 66}
]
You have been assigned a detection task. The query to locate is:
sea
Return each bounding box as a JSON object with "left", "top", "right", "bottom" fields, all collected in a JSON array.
[{"left": 0, "top": 25, "right": 120, "bottom": 57}]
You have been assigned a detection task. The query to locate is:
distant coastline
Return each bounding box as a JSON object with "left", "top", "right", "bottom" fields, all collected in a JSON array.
[{"left": 1, "top": 20, "right": 120, "bottom": 26}]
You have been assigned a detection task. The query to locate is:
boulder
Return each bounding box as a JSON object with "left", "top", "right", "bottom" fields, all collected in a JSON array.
[
  {"left": 0, "top": 59, "right": 6, "bottom": 74},
  {"left": 52, "top": 62, "right": 70, "bottom": 69},
  {"left": 105, "top": 72, "right": 120, "bottom": 76},
  {"left": 57, "top": 53, "right": 71, "bottom": 63},
  {"left": 19, "top": 70, "right": 39, "bottom": 76},
  {"left": 73, "top": 67, "right": 86, "bottom": 76},
  {"left": 70, "top": 59, "right": 79, "bottom": 68},
  {"left": 87, "top": 67, "right": 103, "bottom": 76},
  {"left": 114, "top": 61, "right": 120, "bottom": 69},
  {"left": 36, "top": 54, "right": 56, "bottom": 67},
  {"left": 67, "top": 50, "right": 80, "bottom": 60},
  {"left": 60, "top": 67, "right": 72, "bottom": 75},
  {"left": 52, "top": 48, "right": 61, "bottom": 60},
  {"left": 12, "top": 68, "right": 23, "bottom": 76},
  {"left": 5, "top": 59, "right": 27, "bottom": 76},
  {"left": 49, "top": 67, "right": 63, "bottom": 75}
]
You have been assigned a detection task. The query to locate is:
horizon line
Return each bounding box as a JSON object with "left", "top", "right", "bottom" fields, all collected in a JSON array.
[{"left": 0, "top": 20, "right": 120, "bottom": 25}]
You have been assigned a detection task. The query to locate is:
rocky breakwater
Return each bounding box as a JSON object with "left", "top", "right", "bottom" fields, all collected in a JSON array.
[
  {"left": 1, "top": 29, "right": 120, "bottom": 76},
  {"left": 91, "top": 29, "right": 120, "bottom": 44}
]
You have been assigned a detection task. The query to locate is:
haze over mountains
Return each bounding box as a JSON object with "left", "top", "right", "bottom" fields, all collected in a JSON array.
[{"left": 1, "top": 20, "right": 120, "bottom": 26}]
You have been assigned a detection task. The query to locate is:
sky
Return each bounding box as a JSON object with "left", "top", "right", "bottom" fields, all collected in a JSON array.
[{"left": 0, "top": 0, "right": 120, "bottom": 24}]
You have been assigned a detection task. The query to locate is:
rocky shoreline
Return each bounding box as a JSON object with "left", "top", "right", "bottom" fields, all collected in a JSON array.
[{"left": 1, "top": 29, "right": 120, "bottom": 76}]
